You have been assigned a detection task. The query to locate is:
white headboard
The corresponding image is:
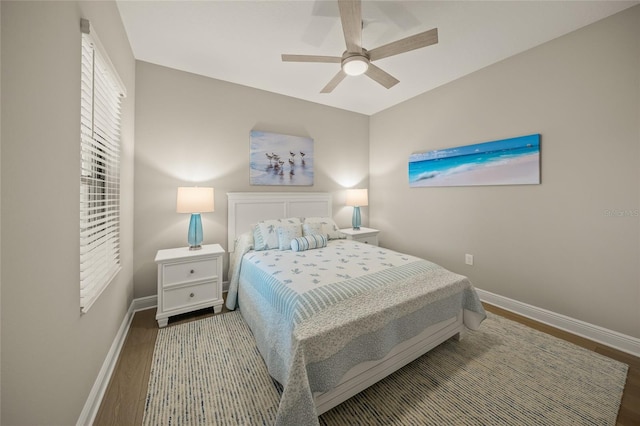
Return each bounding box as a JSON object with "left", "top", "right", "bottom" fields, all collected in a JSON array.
[{"left": 227, "top": 192, "right": 332, "bottom": 252}]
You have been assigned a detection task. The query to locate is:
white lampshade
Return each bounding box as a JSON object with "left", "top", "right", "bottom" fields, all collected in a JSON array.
[
  {"left": 176, "top": 187, "right": 215, "bottom": 213},
  {"left": 346, "top": 188, "right": 368, "bottom": 207}
]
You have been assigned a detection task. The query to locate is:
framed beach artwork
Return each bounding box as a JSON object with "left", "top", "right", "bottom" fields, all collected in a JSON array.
[
  {"left": 250, "top": 130, "right": 314, "bottom": 186},
  {"left": 408, "top": 134, "right": 540, "bottom": 187}
]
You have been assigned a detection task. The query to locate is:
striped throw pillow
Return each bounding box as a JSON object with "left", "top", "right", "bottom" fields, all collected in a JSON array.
[{"left": 290, "top": 234, "right": 328, "bottom": 252}]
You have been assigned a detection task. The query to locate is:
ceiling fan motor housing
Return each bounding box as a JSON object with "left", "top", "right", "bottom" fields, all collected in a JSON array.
[{"left": 342, "top": 50, "right": 370, "bottom": 76}]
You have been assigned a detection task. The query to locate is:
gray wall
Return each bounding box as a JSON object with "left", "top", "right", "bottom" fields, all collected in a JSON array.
[
  {"left": 134, "top": 61, "right": 370, "bottom": 298},
  {"left": 1, "top": 1, "right": 135, "bottom": 424},
  {"left": 370, "top": 6, "right": 640, "bottom": 338},
  {"left": 0, "top": 2, "right": 3, "bottom": 418}
]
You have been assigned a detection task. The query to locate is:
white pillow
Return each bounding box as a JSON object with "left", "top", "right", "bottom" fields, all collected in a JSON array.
[
  {"left": 253, "top": 217, "right": 301, "bottom": 251},
  {"left": 303, "top": 217, "right": 344, "bottom": 240},
  {"left": 291, "top": 234, "right": 328, "bottom": 252},
  {"left": 277, "top": 224, "right": 302, "bottom": 250},
  {"left": 302, "top": 222, "right": 323, "bottom": 237}
]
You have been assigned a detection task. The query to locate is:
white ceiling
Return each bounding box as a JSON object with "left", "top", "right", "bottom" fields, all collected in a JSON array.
[{"left": 116, "top": 0, "right": 638, "bottom": 116}]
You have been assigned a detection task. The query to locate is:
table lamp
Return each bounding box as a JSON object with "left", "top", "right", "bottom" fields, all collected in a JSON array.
[
  {"left": 177, "top": 187, "right": 214, "bottom": 250},
  {"left": 345, "top": 188, "right": 368, "bottom": 230}
]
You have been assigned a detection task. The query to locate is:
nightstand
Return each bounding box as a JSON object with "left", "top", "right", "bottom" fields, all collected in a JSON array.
[
  {"left": 340, "top": 227, "right": 380, "bottom": 246},
  {"left": 155, "top": 244, "right": 225, "bottom": 328}
]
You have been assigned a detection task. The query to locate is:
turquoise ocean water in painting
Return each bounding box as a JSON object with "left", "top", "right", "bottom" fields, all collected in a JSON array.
[{"left": 408, "top": 134, "right": 540, "bottom": 186}]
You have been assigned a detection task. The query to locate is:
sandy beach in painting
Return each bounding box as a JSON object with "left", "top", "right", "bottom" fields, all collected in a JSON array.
[{"left": 410, "top": 153, "right": 540, "bottom": 187}]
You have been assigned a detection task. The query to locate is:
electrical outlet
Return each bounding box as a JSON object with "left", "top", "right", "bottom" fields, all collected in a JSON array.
[{"left": 465, "top": 254, "right": 474, "bottom": 265}]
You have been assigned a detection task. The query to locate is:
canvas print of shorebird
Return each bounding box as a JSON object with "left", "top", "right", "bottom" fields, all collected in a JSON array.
[{"left": 250, "top": 130, "right": 314, "bottom": 186}]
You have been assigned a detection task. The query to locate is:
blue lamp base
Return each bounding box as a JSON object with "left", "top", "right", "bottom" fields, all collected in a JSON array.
[
  {"left": 352, "top": 206, "right": 361, "bottom": 230},
  {"left": 187, "top": 213, "right": 203, "bottom": 250}
]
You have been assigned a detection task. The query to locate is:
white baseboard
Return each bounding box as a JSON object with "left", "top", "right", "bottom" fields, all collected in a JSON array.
[
  {"left": 477, "top": 288, "right": 640, "bottom": 358},
  {"left": 76, "top": 302, "right": 137, "bottom": 426},
  {"left": 133, "top": 294, "right": 158, "bottom": 312}
]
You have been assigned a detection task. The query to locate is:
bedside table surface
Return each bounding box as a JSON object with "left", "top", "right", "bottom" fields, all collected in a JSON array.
[
  {"left": 155, "top": 243, "right": 225, "bottom": 263},
  {"left": 339, "top": 227, "right": 379, "bottom": 236}
]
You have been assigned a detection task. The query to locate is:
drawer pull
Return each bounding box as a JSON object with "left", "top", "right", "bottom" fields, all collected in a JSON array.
[
  {"left": 190, "top": 269, "right": 195, "bottom": 274},
  {"left": 189, "top": 292, "right": 195, "bottom": 298}
]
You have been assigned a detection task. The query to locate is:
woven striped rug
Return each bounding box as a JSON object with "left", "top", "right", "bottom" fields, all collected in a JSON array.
[{"left": 143, "top": 311, "right": 628, "bottom": 425}]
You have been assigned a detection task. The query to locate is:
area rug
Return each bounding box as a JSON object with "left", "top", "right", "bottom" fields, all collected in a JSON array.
[{"left": 143, "top": 311, "right": 628, "bottom": 425}]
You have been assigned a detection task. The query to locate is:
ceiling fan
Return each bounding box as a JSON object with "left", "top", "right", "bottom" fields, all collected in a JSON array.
[{"left": 281, "top": 0, "right": 438, "bottom": 93}]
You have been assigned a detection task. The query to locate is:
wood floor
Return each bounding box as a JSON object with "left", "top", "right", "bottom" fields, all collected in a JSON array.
[{"left": 94, "top": 303, "right": 640, "bottom": 425}]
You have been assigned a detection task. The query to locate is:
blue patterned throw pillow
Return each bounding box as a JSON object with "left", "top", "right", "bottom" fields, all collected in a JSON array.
[
  {"left": 303, "top": 217, "right": 345, "bottom": 240},
  {"left": 277, "top": 224, "right": 302, "bottom": 250},
  {"left": 253, "top": 217, "right": 301, "bottom": 251}
]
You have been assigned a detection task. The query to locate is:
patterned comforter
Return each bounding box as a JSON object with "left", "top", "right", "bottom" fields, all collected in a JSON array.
[{"left": 226, "top": 236, "right": 486, "bottom": 426}]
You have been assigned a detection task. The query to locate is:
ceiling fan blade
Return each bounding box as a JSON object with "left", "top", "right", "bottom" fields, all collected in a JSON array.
[
  {"left": 369, "top": 28, "right": 438, "bottom": 61},
  {"left": 365, "top": 63, "right": 399, "bottom": 89},
  {"left": 338, "top": 0, "right": 362, "bottom": 53},
  {"left": 281, "top": 54, "right": 341, "bottom": 63},
  {"left": 320, "top": 70, "right": 347, "bottom": 93}
]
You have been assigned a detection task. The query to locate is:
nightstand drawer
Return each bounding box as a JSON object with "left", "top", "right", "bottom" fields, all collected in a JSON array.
[
  {"left": 162, "top": 259, "right": 218, "bottom": 286},
  {"left": 354, "top": 235, "right": 378, "bottom": 245},
  {"left": 163, "top": 281, "right": 216, "bottom": 311}
]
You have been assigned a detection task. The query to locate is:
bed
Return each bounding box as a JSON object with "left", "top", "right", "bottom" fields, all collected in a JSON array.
[{"left": 225, "top": 192, "right": 486, "bottom": 425}]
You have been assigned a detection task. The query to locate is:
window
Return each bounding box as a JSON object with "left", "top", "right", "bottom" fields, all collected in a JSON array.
[{"left": 80, "top": 19, "right": 126, "bottom": 313}]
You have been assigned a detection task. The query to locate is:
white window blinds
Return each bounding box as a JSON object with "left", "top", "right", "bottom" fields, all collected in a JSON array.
[{"left": 80, "top": 19, "right": 126, "bottom": 313}]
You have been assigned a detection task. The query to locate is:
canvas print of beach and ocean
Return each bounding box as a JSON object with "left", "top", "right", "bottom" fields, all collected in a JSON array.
[
  {"left": 408, "top": 134, "right": 540, "bottom": 187},
  {"left": 250, "top": 131, "right": 314, "bottom": 186}
]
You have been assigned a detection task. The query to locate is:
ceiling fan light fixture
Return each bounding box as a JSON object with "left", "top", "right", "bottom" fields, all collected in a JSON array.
[
  {"left": 281, "top": 0, "right": 438, "bottom": 93},
  {"left": 342, "top": 55, "right": 369, "bottom": 76}
]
